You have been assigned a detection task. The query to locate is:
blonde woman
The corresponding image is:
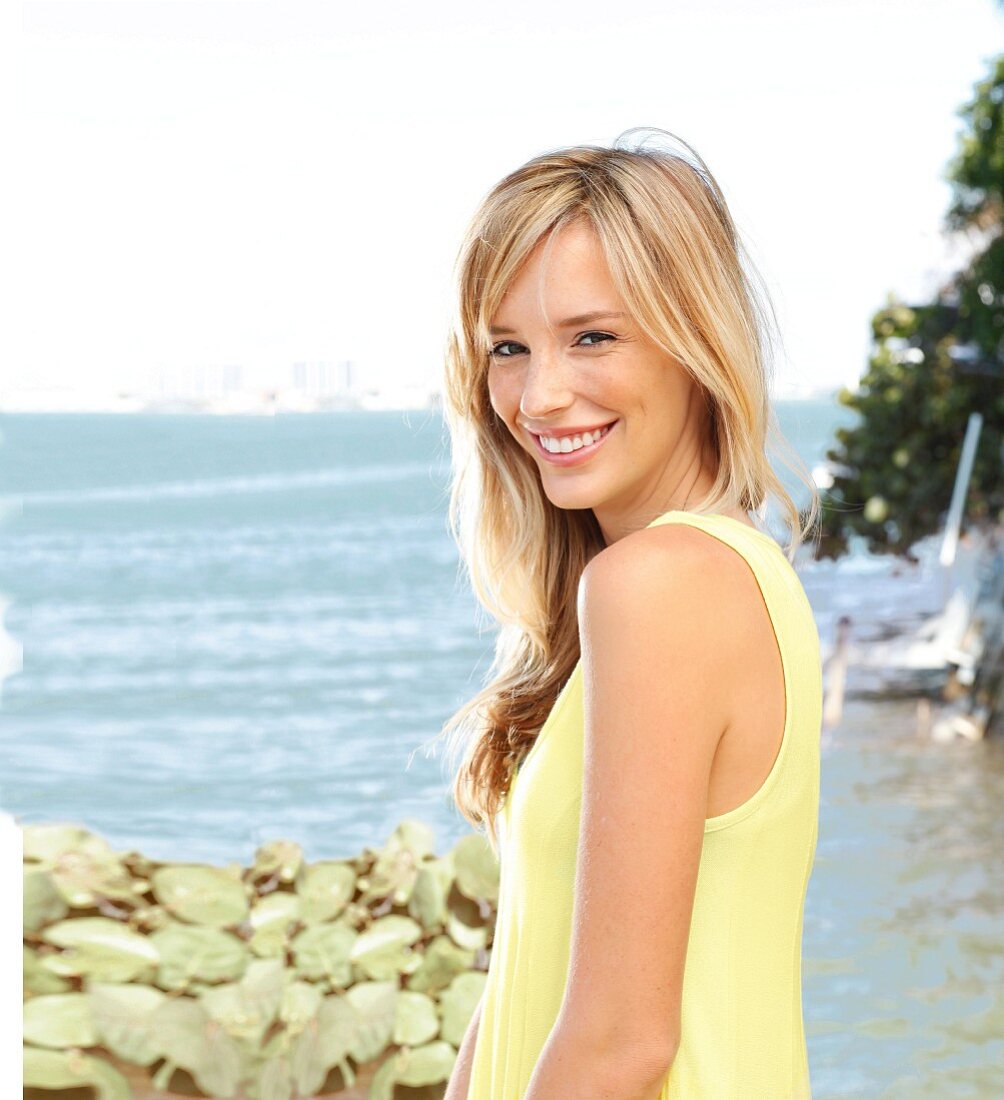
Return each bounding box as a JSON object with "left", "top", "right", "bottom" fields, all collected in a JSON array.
[{"left": 439, "top": 128, "right": 823, "bottom": 1099}]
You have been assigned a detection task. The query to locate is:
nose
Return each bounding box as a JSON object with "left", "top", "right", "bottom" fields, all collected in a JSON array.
[{"left": 518, "top": 351, "right": 575, "bottom": 422}]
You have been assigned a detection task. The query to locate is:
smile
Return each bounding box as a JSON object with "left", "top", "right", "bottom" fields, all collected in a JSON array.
[{"left": 530, "top": 420, "right": 618, "bottom": 466}]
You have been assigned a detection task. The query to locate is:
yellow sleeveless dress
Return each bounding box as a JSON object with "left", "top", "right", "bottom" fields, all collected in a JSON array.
[{"left": 466, "top": 510, "right": 822, "bottom": 1099}]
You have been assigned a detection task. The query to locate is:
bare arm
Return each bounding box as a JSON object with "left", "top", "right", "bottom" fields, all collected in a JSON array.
[
  {"left": 525, "top": 526, "right": 749, "bottom": 1098},
  {"left": 444, "top": 994, "right": 483, "bottom": 1100}
]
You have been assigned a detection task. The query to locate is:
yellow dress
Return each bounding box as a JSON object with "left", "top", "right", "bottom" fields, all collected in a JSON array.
[{"left": 466, "top": 510, "right": 822, "bottom": 1099}]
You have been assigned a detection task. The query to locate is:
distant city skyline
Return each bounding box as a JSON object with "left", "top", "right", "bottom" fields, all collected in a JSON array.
[
  {"left": 7, "top": 0, "right": 1001, "bottom": 411},
  {"left": 0, "top": 357, "right": 442, "bottom": 413}
]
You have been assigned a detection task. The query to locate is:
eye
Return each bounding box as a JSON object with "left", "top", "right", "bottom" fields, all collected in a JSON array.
[
  {"left": 577, "top": 331, "right": 615, "bottom": 347},
  {"left": 489, "top": 332, "right": 614, "bottom": 359},
  {"left": 489, "top": 340, "right": 525, "bottom": 359}
]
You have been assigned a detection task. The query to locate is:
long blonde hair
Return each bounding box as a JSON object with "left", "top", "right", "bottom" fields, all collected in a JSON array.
[{"left": 433, "top": 128, "right": 820, "bottom": 855}]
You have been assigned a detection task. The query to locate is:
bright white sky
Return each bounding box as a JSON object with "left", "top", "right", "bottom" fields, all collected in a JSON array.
[{"left": 5, "top": 0, "right": 1002, "bottom": 401}]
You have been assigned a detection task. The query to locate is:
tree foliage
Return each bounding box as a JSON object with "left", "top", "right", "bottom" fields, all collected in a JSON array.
[{"left": 815, "top": 55, "right": 1004, "bottom": 560}]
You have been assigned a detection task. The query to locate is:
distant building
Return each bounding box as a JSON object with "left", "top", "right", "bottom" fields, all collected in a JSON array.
[
  {"left": 336, "top": 360, "right": 353, "bottom": 393},
  {"left": 291, "top": 360, "right": 355, "bottom": 400}
]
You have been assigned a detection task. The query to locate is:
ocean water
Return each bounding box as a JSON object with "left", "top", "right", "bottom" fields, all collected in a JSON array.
[{"left": 3, "top": 403, "right": 1002, "bottom": 1095}]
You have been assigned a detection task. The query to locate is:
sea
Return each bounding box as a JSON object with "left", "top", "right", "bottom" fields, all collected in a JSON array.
[{"left": 2, "top": 403, "right": 1002, "bottom": 1096}]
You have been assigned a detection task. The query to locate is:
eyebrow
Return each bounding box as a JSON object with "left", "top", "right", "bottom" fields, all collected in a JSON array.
[{"left": 489, "top": 310, "right": 628, "bottom": 336}]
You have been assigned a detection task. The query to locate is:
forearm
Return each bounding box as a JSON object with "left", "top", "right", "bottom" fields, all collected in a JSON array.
[
  {"left": 444, "top": 998, "right": 483, "bottom": 1100},
  {"left": 523, "top": 1024, "right": 672, "bottom": 1100}
]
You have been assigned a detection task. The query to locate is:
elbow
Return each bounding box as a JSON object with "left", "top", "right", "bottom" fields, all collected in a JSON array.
[
  {"left": 643, "top": 1032, "right": 679, "bottom": 1086},
  {"left": 664, "top": 1027, "right": 680, "bottom": 1070},
  {"left": 552, "top": 996, "right": 680, "bottom": 1093},
  {"left": 564, "top": 1025, "right": 678, "bottom": 1097},
  {"left": 597, "top": 1042, "right": 676, "bottom": 1099},
  {"left": 614, "top": 1015, "right": 681, "bottom": 1076},
  {"left": 615, "top": 1027, "right": 679, "bottom": 1094}
]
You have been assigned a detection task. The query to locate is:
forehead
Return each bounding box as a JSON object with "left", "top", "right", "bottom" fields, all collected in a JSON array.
[{"left": 491, "top": 221, "right": 619, "bottom": 325}]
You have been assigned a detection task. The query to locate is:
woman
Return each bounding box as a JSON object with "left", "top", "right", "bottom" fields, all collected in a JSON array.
[{"left": 438, "top": 128, "right": 823, "bottom": 1099}]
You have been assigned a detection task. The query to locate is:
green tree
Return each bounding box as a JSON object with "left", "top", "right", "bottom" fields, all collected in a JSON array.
[{"left": 815, "top": 55, "right": 1004, "bottom": 560}]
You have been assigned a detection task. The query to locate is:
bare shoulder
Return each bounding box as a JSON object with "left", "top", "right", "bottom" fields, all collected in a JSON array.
[{"left": 579, "top": 520, "right": 767, "bottom": 642}]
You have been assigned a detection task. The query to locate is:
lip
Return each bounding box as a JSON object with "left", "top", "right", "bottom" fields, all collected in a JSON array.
[
  {"left": 527, "top": 420, "right": 616, "bottom": 437},
  {"left": 529, "top": 419, "right": 618, "bottom": 467}
]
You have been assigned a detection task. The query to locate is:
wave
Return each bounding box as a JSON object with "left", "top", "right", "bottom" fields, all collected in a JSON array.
[{"left": 0, "top": 461, "right": 449, "bottom": 508}]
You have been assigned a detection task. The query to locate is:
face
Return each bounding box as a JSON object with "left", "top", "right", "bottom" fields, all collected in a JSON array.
[{"left": 486, "top": 218, "right": 717, "bottom": 545}]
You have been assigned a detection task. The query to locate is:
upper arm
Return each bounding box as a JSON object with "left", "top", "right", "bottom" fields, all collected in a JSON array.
[{"left": 555, "top": 525, "right": 752, "bottom": 1066}]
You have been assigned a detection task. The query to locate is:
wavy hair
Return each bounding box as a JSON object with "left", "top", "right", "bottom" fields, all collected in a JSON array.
[{"left": 431, "top": 127, "right": 820, "bottom": 855}]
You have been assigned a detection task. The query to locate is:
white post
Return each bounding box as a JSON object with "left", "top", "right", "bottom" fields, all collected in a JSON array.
[{"left": 940, "top": 411, "right": 983, "bottom": 602}]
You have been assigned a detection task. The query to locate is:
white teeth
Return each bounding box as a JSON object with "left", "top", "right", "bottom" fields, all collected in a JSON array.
[{"left": 539, "top": 423, "right": 612, "bottom": 453}]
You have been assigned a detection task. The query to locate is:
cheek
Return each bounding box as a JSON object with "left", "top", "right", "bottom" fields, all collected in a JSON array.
[{"left": 487, "top": 369, "right": 519, "bottom": 420}]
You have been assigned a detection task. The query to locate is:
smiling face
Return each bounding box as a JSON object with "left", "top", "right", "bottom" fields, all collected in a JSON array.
[{"left": 486, "top": 217, "right": 719, "bottom": 545}]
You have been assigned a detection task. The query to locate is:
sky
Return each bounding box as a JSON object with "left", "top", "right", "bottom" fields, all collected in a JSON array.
[{"left": 4, "top": 0, "right": 1002, "bottom": 403}]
